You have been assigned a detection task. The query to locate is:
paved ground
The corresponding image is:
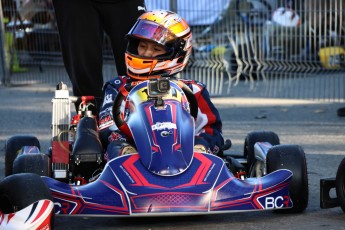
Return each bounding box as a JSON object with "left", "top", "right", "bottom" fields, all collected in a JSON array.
[{"left": 1, "top": 81, "right": 345, "bottom": 229}]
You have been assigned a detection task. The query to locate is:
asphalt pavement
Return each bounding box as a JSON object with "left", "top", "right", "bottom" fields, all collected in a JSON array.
[{"left": 1, "top": 81, "right": 345, "bottom": 229}]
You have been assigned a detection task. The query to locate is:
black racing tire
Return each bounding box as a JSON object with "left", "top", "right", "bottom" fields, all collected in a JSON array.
[
  {"left": 4, "top": 135, "right": 40, "bottom": 176},
  {"left": 267, "top": 144, "right": 308, "bottom": 213},
  {"left": 13, "top": 153, "right": 51, "bottom": 177},
  {"left": 243, "top": 131, "right": 280, "bottom": 173},
  {"left": 0, "top": 173, "right": 53, "bottom": 214},
  {"left": 336, "top": 158, "right": 345, "bottom": 213},
  {"left": 337, "top": 107, "right": 345, "bottom": 117}
]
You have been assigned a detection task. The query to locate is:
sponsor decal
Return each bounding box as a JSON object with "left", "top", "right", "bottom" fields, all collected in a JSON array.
[
  {"left": 114, "top": 79, "right": 122, "bottom": 85},
  {"left": 160, "top": 130, "right": 172, "bottom": 137},
  {"left": 264, "top": 196, "right": 290, "bottom": 209},
  {"left": 104, "top": 107, "right": 112, "bottom": 113},
  {"left": 102, "top": 94, "right": 113, "bottom": 106},
  {"left": 138, "top": 5, "right": 146, "bottom": 11},
  {"left": 152, "top": 122, "right": 176, "bottom": 131},
  {"left": 108, "top": 132, "right": 125, "bottom": 142},
  {"left": 99, "top": 115, "right": 114, "bottom": 130}
]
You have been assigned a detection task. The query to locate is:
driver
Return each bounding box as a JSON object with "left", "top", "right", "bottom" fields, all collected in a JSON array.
[{"left": 98, "top": 9, "right": 224, "bottom": 160}]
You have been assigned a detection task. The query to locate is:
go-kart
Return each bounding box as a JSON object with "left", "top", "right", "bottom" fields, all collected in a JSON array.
[
  {"left": 320, "top": 157, "right": 345, "bottom": 212},
  {"left": 1, "top": 79, "right": 308, "bottom": 228}
]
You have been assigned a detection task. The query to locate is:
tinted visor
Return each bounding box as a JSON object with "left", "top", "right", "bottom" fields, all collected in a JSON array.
[{"left": 127, "top": 20, "right": 176, "bottom": 46}]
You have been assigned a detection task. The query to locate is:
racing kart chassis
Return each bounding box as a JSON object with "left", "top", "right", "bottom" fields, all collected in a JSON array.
[{"left": 1, "top": 80, "right": 309, "bottom": 228}]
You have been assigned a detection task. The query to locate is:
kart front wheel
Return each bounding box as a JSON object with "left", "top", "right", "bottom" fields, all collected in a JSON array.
[
  {"left": 267, "top": 144, "right": 308, "bottom": 213},
  {"left": 4, "top": 135, "right": 40, "bottom": 176},
  {"left": 336, "top": 158, "right": 345, "bottom": 213}
]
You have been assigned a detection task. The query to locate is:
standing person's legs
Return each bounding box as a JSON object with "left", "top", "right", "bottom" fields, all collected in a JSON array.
[
  {"left": 52, "top": 0, "right": 105, "bottom": 111},
  {"left": 99, "top": 0, "right": 146, "bottom": 76}
]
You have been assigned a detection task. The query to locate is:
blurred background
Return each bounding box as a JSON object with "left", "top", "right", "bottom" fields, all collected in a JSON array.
[{"left": 1, "top": 0, "right": 344, "bottom": 101}]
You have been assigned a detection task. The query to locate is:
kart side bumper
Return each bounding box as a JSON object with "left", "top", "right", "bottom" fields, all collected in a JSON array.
[{"left": 320, "top": 177, "right": 339, "bottom": 209}]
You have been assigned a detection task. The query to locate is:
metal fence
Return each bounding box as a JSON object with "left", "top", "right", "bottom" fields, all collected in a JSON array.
[{"left": 1, "top": 0, "right": 345, "bottom": 101}]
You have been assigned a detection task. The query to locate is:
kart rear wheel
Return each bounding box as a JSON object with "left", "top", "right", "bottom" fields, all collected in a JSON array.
[
  {"left": 13, "top": 153, "right": 51, "bottom": 177},
  {"left": 243, "top": 131, "right": 280, "bottom": 173},
  {"left": 336, "top": 158, "right": 345, "bottom": 213},
  {"left": 4, "top": 135, "right": 40, "bottom": 176},
  {"left": 0, "top": 173, "right": 53, "bottom": 214},
  {"left": 267, "top": 144, "right": 308, "bottom": 213}
]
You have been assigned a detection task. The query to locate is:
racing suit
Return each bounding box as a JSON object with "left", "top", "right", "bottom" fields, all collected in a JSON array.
[{"left": 98, "top": 75, "right": 224, "bottom": 159}]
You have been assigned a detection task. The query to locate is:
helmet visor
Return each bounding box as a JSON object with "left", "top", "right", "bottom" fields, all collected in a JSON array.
[{"left": 127, "top": 20, "right": 176, "bottom": 46}]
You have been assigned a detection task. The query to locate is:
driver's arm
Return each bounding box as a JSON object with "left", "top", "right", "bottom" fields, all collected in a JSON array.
[
  {"left": 98, "top": 78, "right": 132, "bottom": 148},
  {"left": 186, "top": 80, "right": 225, "bottom": 155}
]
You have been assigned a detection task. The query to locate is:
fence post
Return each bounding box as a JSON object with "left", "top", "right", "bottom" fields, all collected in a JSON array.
[
  {"left": 0, "top": 2, "right": 9, "bottom": 86},
  {"left": 169, "top": 0, "right": 178, "bottom": 13},
  {"left": 169, "top": 0, "right": 181, "bottom": 79}
]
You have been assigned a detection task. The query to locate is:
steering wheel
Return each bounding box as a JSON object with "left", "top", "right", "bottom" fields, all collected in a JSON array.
[
  {"left": 112, "top": 80, "right": 198, "bottom": 136},
  {"left": 172, "top": 80, "right": 198, "bottom": 119}
]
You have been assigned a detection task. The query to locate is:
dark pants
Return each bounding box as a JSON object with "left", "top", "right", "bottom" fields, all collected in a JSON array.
[{"left": 52, "top": 0, "right": 146, "bottom": 110}]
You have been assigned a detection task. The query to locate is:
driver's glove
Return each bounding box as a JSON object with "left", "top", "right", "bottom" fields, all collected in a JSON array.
[
  {"left": 120, "top": 143, "right": 137, "bottom": 155},
  {"left": 105, "top": 140, "right": 137, "bottom": 161},
  {"left": 194, "top": 144, "right": 208, "bottom": 153},
  {"left": 194, "top": 136, "right": 210, "bottom": 153}
]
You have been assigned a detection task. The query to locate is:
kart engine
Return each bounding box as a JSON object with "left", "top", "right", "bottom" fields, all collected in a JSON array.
[{"left": 50, "top": 82, "right": 104, "bottom": 184}]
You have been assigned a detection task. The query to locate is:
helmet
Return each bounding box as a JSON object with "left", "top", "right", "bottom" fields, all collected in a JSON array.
[
  {"left": 272, "top": 7, "right": 301, "bottom": 27},
  {"left": 125, "top": 10, "right": 192, "bottom": 80}
]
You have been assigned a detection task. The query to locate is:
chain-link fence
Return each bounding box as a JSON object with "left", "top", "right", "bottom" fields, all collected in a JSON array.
[{"left": 1, "top": 0, "right": 344, "bottom": 101}]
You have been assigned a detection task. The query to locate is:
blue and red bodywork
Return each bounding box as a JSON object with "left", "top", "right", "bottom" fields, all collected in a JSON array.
[
  {"left": 42, "top": 81, "right": 294, "bottom": 216},
  {"left": 43, "top": 154, "right": 292, "bottom": 215}
]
